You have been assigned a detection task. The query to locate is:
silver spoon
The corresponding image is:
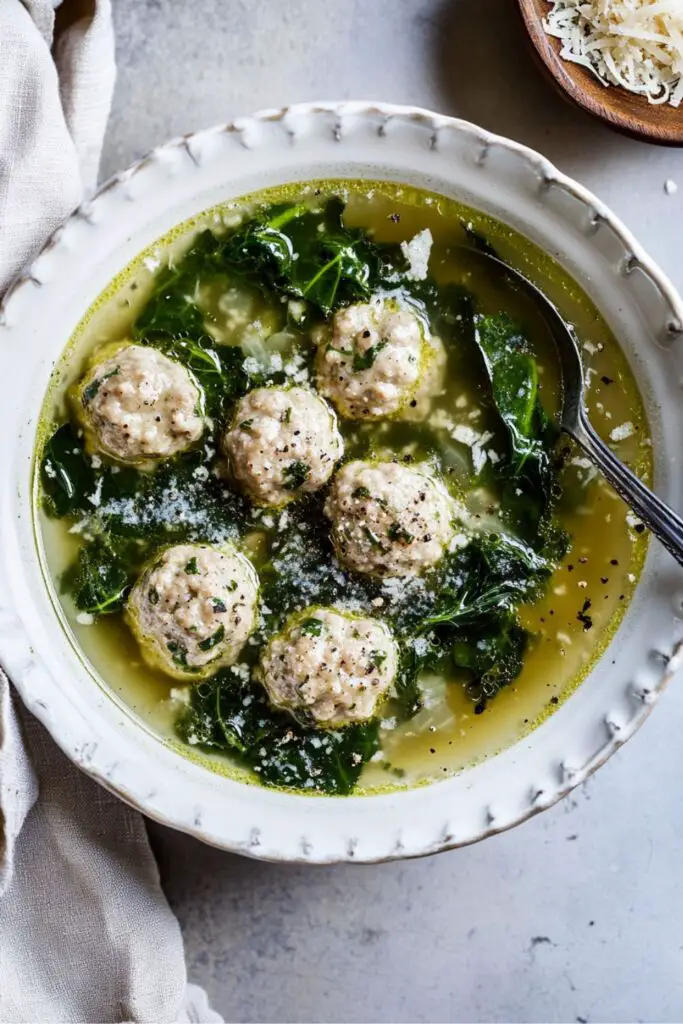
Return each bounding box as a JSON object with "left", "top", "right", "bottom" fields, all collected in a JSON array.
[{"left": 472, "top": 251, "right": 683, "bottom": 568}]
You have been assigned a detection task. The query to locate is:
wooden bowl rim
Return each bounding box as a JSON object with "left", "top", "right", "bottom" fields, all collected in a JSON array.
[{"left": 518, "top": 0, "right": 683, "bottom": 146}]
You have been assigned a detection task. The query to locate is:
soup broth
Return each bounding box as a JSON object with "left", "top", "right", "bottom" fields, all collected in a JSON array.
[{"left": 36, "top": 181, "right": 650, "bottom": 794}]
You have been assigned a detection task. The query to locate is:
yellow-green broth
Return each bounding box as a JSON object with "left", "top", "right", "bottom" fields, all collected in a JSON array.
[{"left": 36, "top": 180, "right": 651, "bottom": 793}]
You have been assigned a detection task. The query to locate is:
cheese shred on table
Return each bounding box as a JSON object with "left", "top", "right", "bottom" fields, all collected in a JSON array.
[{"left": 544, "top": 0, "right": 683, "bottom": 106}]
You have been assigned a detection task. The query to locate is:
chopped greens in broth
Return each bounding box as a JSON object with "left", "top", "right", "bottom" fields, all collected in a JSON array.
[{"left": 36, "top": 180, "right": 650, "bottom": 796}]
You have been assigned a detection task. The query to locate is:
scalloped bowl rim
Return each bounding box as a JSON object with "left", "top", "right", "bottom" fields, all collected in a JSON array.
[{"left": 1, "top": 101, "right": 683, "bottom": 863}]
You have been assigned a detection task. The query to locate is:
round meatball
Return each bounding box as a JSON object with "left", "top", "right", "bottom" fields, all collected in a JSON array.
[
  {"left": 125, "top": 543, "right": 259, "bottom": 680},
  {"left": 79, "top": 343, "right": 204, "bottom": 463},
  {"left": 315, "top": 298, "right": 436, "bottom": 420},
  {"left": 259, "top": 607, "right": 398, "bottom": 728},
  {"left": 325, "top": 460, "right": 456, "bottom": 577},
  {"left": 223, "top": 385, "right": 343, "bottom": 506}
]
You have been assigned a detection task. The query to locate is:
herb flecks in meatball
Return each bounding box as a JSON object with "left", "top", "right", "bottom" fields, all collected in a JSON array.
[
  {"left": 316, "top": 298, "right": 439, "bottom": 420},
  {"left": 325, "top": 460, "right": 458, "bottom": 577},
  {"left": 259, "top": 607, "right": 398, "bottom": 728},
  {"left": 223, "top": 385, "right": 343, "bottom": 507},
  {"left": 79, "top": 343, "right": 205, "bottom": 463},
  {"left": 126, "top": 543, "right": 259, "bottom": 680}
]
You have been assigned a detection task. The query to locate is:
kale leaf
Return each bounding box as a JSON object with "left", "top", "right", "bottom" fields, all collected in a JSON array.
[
  {"left": 63, "top": 534, "right": 134, "bottom": 616},
  {"left": 418, "top": 532, "right": 551, "bottom": 632},
  {"left": 219, "top": 196, "right": 399, "bottom": 317},
  {"left": 177, "top": 672, "right": 379, "bottom": 795},
  {"left": 473, "top": 313, "right": 565, "bottom": 552},
  {"left": 134, "top": 230, "right": 230, "bottom": 339},
  {"left": 153, "top": 336, "right": 247, "bottom": 418},
  {"left": 257, "top": 497, "right": 378, "bottom": 631},
  {"left": 41, "top": 429, "right": 249, "bottom": 543},
  {"left": 451, "top": 614, "right": 528, "bottom": 703},
  {"left": 407, "top": 532, "right": 552, "bottom": 706},
  {"left": 41, "top": 423, "right": 98, "bottom": 518},
  {"left": 136, "top": 197, "right": 405, "bottom": 330},
  {"left": 41, "top": 427, "right": 251, "bottom": 621},
  {"left": 133, "top": 235, "right": 250, "bottom": 418}
]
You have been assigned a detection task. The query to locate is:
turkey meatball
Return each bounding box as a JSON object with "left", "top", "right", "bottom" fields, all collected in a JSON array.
[
  {"left": 126, "top": 543, "right": 259, "bottom": 680},
  {"left": 259, "top": 607, "right": 398, "bottom": 728},
  {"left": 223, "top": 385, "right": 343, "bottom": 506},
  {"left": 325, "top": 460, "right": 457, "bottom": 577},
  {"left": 79, "top": 343, "right": 204, "bottom": 463},
  {"left": 315, "top": 298, "right": 437, "bottom": 420}
]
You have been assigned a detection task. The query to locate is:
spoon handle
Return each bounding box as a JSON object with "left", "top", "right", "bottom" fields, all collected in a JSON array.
[{"left": 568, "top": 410, "right": 683, "bottom": 568}]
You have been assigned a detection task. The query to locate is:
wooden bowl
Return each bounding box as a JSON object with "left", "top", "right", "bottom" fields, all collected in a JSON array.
[{"left": 518, "top": 0, "right": 683, "bottom": 145}]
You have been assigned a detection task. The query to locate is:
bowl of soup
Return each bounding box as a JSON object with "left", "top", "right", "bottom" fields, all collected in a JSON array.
[{"left": 1, "top": 103, "right": 682, "bottom": 862}]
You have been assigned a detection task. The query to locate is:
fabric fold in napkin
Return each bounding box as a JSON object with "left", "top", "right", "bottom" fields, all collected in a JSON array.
[{"left": 0, "top": 3, "right": 221, "bottom": 1021}]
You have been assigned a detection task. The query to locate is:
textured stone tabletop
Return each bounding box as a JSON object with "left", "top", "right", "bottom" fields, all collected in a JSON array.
[{"left": 105, "top": 2, "right": 683, "bottom": 1021}]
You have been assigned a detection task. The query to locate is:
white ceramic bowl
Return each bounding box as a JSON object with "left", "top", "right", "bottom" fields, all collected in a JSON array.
[{"left": 2, "top": 102, "right": 683, "bottom": 863}]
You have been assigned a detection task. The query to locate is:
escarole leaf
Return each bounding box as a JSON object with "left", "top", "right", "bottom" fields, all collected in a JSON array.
[{"left": 177, "top": 672, "right": 380, "bottom": 795}]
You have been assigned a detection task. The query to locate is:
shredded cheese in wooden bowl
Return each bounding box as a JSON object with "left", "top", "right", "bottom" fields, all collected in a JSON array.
[{"left": 544, "top": 0, "right": 683, "bottom": 106}]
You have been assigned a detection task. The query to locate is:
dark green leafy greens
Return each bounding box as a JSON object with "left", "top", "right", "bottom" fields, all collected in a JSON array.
[
  {"left": 256, "top": 493, "right": 552, "bottom": 715},
  {"left": 218, "top": 197, "right": 399, "bottom": 317},
  {"left": 40, "top": 194, "right": 572, "bottom": 794},
  {"left": 473, "top": 313, "right": 566, "bottom": 555},
  {"left": 390, "top": 532, "right": 552, "bottom": 709},
  {"left": 177, "top": 672, "right": 379, "bottom": 795},
  {"left": 135, "top": 196, "right": 408, "bottom": 338},
  {"left": 62, "top": 535, "right": 133, "bottom": 616},
  {"left": 41, "top": 425, "right": 250, "bottom": 617},
  {"left": 42, "top": 427, "right": 249, "bottom": 543},
  {"left": 42, "top": 424, "right": 98, "bottom": 518}
]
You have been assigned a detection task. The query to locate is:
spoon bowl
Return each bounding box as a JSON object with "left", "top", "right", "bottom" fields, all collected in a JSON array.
[
  {"left": 517, "top": 0, "right": 683, "bottom": 146},
  {"left": 471, "top": 248, "right": 683, "bottom": 566}
]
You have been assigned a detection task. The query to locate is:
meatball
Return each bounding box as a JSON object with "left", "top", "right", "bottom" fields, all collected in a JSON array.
[
  {"left": 125, "top": 543, "right": 259, "bottom": 680},
  {"left": 259, "top": 607, "right": 398, "bottom": 728},
  {"left": 79, "top": 343, "right": 204, "bottom": 463},
  {"left": 325, "top": 460, "right": 457, "bottom": 577},
  {"left": 315, "top": 298, "right": 437, "bottom": 420},
  {"left": 223, "top": 385, "right": 343, "bottom": 506}
]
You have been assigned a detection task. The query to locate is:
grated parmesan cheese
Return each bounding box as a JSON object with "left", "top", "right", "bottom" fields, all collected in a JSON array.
[
  {"left": 400, "top": 229, "right": 433, "bottom": 281},
  {"left": 544, "top": 0, "right": 683, "bottom": 106},
  {"left": 610, "top": 420, "right": 635, "bottom": 440}
]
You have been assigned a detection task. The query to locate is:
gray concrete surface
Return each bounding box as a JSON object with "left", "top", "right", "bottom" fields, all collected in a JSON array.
[{"left": 106, "top": 2, "right": 683, "bottom": 1021}]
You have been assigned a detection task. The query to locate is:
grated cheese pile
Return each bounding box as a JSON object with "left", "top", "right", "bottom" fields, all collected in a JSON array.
[{"left": 544, "top": 0, "right": 683, "bottom": 106}]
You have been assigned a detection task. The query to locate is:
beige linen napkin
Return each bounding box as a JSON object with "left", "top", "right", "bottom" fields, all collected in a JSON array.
[{"left": 0, "top": 3, "right": 221, "bottom": 1021}]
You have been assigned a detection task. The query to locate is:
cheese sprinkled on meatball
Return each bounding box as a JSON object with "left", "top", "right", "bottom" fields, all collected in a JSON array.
[
  {"left": 325, "top": 460, "right": 457, "bottom": 577},
  {"left": 223, "top": 385, "right": 343, "bottom": 506},
  {"left": 79, "top": 344, "right": 204, "bottom": 463},
  {"left": 315, "top": 298, "right": 437, "bottom": 420},
  {"left": 126, "top": 543, "right": 259, "bottom": 680},
  {"left": 259, "top": 607, "right": 398, "bottom": 728}
]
